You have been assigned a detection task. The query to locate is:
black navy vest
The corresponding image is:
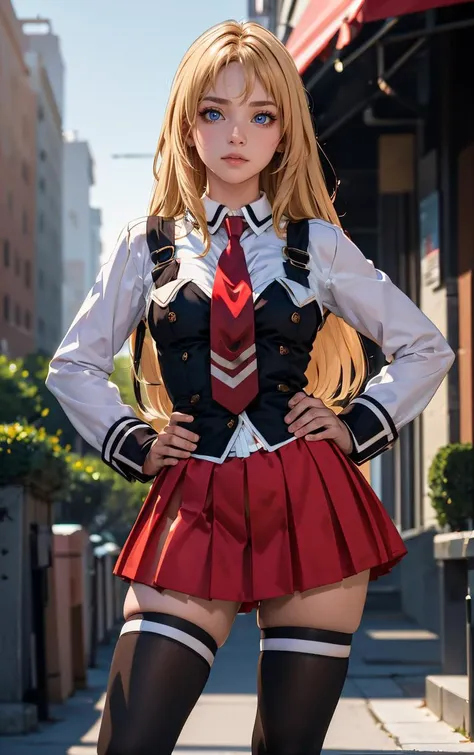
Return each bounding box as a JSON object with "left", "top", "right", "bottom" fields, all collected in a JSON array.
[{"left": 137, "top": 217, "right": 325, "bottom": 459}]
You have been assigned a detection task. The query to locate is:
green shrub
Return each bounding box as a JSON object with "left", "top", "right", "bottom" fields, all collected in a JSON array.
[
  {"left": 428, "top": 443, "right": 474, "bottom": 530},
  {"left": 0, "top": 422, "right": 69, "bottom": 499},
  {"left": 0, "top": 357, "right": 43, "bottom": 423}
]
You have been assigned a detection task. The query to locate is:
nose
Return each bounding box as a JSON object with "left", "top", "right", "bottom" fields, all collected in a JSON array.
[{"left": 228, "top": 124, "right": 246, "bottom": 146}]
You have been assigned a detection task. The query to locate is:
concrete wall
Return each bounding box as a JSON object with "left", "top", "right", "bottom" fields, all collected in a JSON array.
[{"left": 399, "top": 527, "right": 441, "bottom": 634}]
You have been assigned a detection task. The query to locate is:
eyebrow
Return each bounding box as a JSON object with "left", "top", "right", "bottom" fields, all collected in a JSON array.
[{"left": 202, "top": 96, "right": 277, "bottom": 107}]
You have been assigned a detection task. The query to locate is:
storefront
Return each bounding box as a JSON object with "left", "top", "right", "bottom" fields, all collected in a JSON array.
[{"left": 282, "top": 0, "right": 474, "bottom": 627}]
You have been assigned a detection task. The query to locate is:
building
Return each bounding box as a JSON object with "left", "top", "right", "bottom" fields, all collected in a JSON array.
[
  {"left": 90, "top": 206, "right": 103, "bottom": 282},
  {"left": 0, "top": 0, "right": 37, "bottom": 358},
  {"left": 19, "top": 17, "right": 64, "bottom": 120},
  {"left": 276, "top": 0, "right": 473, "bottom": 628},
  {"left": 62, "top": 133, "right": 100, "bottom": 333},
  {"left": 247, "top": 0, "right": 278, "bottom": 31},
  {"left": 23, "top": 19, "right": 64, "bottom": 355}
]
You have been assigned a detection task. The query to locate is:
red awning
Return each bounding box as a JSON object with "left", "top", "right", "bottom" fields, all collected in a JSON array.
[
  {"left": 286, "top": 0, "right": 365, "bottom": 74},
  {"left": 287, "top": 0, "right": 472, "bottom": 74},
  {"left": 363, "top": 0, "right": 472, "bottom": 22}
]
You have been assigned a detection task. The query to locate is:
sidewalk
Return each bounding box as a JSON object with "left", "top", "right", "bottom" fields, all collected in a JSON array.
[{"left": 0, "top": 610, "right": 473, "bottom": 755}]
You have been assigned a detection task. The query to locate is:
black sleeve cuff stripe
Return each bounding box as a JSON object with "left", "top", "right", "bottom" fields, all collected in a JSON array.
[
  {"left": 353, "top": 394, "right": 398, "bottom": 442},
  {"left": 340, "top": 394, "right": 398, "bottom": 465},
  {"left": 102, "top": 416, "right": 144, "bottom": 463},
  {"left": 102, "top": 416, "right": 158, "bottom": 483}
]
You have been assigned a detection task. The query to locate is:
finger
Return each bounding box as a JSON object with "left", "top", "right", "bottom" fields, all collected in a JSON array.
[
  {"left": 163, "top": 424, "right": 200, "bottom": 444},
  {"left": 160, "top": 432, "right": 197, "bottom": 452},
  {"left": 285, "top": 399, "right": 330, "bottom": 425},
  {"left": 305, "top": 428, "right": 338, "bottom": 441},
  {"left": 285, "top": 397, "right": 316, "bottom": 423},
  {"left": 161, "top": 457, "right": 180, "bottom": 466},
  {"left": 160, "top": 445, "right": 195, "bottom": 459},
  {"left": 169, "top": 412, "right": 194, "bottom": 424},
  {"left": 287, "top": 391, "right": 307, "bottom": 408},
  {"left": 289, "top": 409, "right": 336, "bottom": 434}
]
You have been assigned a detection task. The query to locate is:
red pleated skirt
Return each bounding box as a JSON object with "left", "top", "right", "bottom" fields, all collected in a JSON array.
[{"left": 114, "top": 438, "right": 407, "bottom": 613}]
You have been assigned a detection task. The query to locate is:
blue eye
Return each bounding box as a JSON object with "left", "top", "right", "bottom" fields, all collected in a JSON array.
[
  {"left": 200, "top": 108, "right": 222, "bottom": 122},
  {"left": 253, "top": 112, "right": 277, "bottom": 126}
]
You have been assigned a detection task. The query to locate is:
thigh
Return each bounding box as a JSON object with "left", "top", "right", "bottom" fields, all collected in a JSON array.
[
  {"left": 258, "top": 570, "right": 370, "bottom": 634},
  {"left": 123, "top": 485, "right": 240, "bottom": 647}
]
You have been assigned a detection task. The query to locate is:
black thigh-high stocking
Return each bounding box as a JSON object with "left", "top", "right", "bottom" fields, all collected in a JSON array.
[
  {"left": 97, "top": 612, "right": 218, "bottom": 755},
  {"left": 252, "top": 626, "right": 352, "bottom": 755}
]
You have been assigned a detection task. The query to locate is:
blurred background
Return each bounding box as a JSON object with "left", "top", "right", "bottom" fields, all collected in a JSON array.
[{"left": 0, "top": 0, "right": 473, "bottom": 749}]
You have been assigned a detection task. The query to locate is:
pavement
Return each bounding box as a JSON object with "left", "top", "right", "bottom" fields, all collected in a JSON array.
[{"left": 1, "top": 609, "right": 473, "bottom": 755}]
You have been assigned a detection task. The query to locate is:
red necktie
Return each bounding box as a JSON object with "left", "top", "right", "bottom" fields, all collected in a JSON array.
[{"left": 210, "top": 216, "right": 259, "bottom": 414}]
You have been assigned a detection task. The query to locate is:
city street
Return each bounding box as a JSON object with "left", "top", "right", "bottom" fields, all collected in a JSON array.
[
  {"left": 1, "top": 1, "right": 473, "bottom": 752},
  {"left": 1, "top": 608, "right": 473, "bottom": 755}
]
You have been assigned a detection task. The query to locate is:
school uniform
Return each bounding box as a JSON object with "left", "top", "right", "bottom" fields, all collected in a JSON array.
[{"left": 46, "top": 192, "right": 454, "bottom": 612}]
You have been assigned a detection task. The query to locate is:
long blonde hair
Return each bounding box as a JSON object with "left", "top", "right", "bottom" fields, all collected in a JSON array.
[{"left": 132, "top": 19, "right": 366, "bottom": 428}]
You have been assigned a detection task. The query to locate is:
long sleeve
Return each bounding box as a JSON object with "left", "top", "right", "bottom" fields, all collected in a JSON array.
[
  {"left": 309, "top": 220, "right": 455, "bottom": 465},
  {"left": 46, "top": 219, "right": 158, "bottom": 482}
]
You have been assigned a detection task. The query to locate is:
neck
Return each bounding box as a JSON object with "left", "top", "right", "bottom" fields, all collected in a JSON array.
[{"left": 205, "top": 172, "right": 260, "bottom": 210}]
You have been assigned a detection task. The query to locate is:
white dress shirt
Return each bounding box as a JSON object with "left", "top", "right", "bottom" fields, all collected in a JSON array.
[{"left": 46, "top": 192, "right": 455, "bottom": 480}]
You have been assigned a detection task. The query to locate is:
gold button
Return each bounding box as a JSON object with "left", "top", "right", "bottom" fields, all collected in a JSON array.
[
  {"left": 168, "top": 311, "right": 177, "bottom": 323},
  {"left": 181, "top": 351, "right": 188, "bottom": 361},
  {"left": 190, "top": 393, "right": 200, "bottom": 405},
  {"left": 290, "top": 312, "right": 300, "bottom": 324},
  {"left": 227, "top": 418, "right": 236, "bottom": 429},
  {"left": 277, "top": 383, "right": 290, "bottom": 393},
  {"left": 279, "top": 345, "right": 290, "bottom": 355}
]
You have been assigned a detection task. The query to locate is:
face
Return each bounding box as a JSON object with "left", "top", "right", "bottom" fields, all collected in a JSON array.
[{"left": 190, "top": 61, "right": 282, "bottom": 189}]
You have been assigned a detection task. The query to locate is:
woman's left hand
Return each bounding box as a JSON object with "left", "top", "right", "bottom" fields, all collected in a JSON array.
[{"left": 284, "top": 392, "right": 354, "bottom": 455}]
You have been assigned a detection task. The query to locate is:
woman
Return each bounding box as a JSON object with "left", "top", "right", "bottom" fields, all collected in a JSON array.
[{"left": 46, "top": 19, "right": 454, "bottom": 755}]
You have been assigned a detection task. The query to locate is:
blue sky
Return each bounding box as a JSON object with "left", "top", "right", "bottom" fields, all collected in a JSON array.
[{"left": 13, "top": 0, "right": 247, "bottom": 259}]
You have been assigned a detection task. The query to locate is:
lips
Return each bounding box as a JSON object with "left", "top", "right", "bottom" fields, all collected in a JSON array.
[{"left": 222, "top": 154, "right": 248, "bottom": 161}]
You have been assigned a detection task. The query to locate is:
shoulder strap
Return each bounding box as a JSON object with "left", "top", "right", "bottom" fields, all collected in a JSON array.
[
  {"left": 284, "top": 219, "right": 310, "bottom": 288},
  {"left": 146, "top": 216, "right": 178, "bottom": 285}
]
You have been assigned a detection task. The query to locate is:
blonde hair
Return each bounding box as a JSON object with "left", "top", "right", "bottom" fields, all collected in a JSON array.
[{"left": 132, "top": 19, "right": 366, "bottom": 429}]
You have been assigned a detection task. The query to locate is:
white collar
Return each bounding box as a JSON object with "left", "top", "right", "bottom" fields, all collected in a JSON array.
[{"left": 202, "top": 192, "right": 273, "bottom": 236}]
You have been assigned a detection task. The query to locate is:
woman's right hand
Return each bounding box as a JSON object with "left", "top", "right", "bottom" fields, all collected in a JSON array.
[{"left": 142, "top": 412, "right": 199, "bottom": 476}]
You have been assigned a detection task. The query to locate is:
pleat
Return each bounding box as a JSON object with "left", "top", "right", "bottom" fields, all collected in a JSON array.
[
  {"left": 306, "top": 440, "right": 378, "bottom": 574},
  {"left": 210, "top": 459, "right": 250, "bottom": 601},
  {"left": 153, "top": 458, "right": 214, "bottom": 598},
  {"left": 246, "top": 449, "right": 293, "bottom": 598},
  {"left": 114, "top": 437, "right": 408, "bottom": 607},
  {"left": 113, "top": 462, "right": 186, "bottom": 582},
  {"left": 310, "top": 441, "right": 401, "bottom": 569},
  {"left": 281, "top": 440, "right": 349, "bottom": 588}
]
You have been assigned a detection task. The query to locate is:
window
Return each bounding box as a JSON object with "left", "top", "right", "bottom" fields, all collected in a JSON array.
[
  {"left": 38, "top": 317, "right": 45, "bottom": 334},
  {"left": 39, "top": 177, "right": 45, "bottom": 193},
  {"left": 38, "top": 105, "right": 44, "bottom": 121},
  {"left": 22, "top": 161, "right": 29, "bottom": 183},
  {"left": 3, "top": 295, "right": 10, "bottom": 323},
  {"left": 39, "top": 212, "right": 44, "bottom": 233},
  {"left": 3, "top": 240, "right": 10, "bottom": 268},
  {"left": 24, "top": 260, "right": 31, "bottom": 289},
  {"left": 15, "top": 303, "right": 20, "bottom": 327},
  {"left": 24, "top": 310, "right": 31, "bottom": 330}
]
